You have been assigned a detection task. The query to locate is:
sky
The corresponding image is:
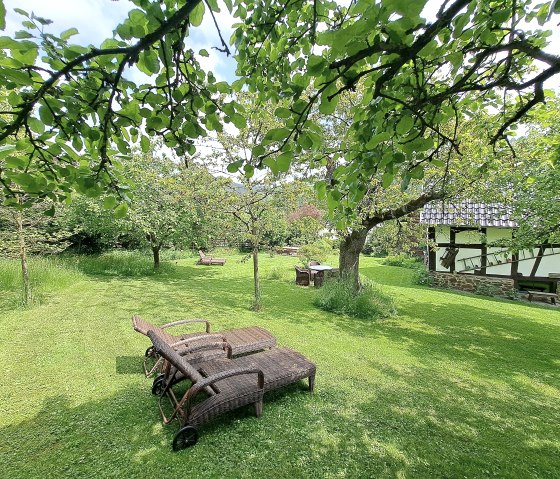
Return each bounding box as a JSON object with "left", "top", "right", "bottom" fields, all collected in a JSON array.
[{"left": 4, "top": 0, "right": 238, "bottom": 83}]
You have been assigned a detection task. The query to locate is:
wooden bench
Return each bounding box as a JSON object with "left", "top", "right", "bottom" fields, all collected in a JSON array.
[{"left": 526, "top": 291, "right": 558, "bottom": 305}]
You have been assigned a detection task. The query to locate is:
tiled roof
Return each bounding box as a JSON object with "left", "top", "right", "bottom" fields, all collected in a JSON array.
[{"left": 420, "top": 201, "right": 517, "bottom": 228}]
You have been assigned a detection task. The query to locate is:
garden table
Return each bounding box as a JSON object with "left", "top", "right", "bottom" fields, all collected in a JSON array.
[{"left": 309, "top": 265, "right": 335, "bottom": 288}]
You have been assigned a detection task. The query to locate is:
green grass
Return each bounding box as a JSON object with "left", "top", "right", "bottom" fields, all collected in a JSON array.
[{"left": 1, "top": 253, "right": 559, "bottom": 478}]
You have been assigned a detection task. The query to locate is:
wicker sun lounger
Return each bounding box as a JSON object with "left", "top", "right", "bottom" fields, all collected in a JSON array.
[
  {"left": 132, "top": 315, "right": 276, "bottom": 376},
  {"left": 147, "top": 329, "right": 316, "bottom": 450},
  {"left": 197, "top": 250, "right": 226, "bottom": 265}
]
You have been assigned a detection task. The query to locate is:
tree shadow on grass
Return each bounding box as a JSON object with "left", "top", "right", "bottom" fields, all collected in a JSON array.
[{"left": 2, "top": 367, "right": 558, "bottom": 479}]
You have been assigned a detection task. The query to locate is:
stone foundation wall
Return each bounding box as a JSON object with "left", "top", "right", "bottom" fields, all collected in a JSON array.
[{"left": 430, "top": 272, "right": 515, "bottom": 296}]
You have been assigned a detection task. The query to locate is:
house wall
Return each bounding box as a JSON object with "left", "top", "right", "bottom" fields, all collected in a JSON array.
[
  {"left": 429, "top": 225, "right": 560, "bottom": 281},
  {"left": 430, "top": 271, "right": 515, "bottom": 296}
]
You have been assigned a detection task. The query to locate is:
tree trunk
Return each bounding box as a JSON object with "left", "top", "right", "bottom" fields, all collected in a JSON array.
[
  {"left": 339, "top": 228, "right": 369, "bottom": 290},
  {"left": 15, "top": 209, "right": 31, "bottom": 305},
  {"left": 152, "top": 245, "right": 161, "bottom": 269},
  {"left": 252, "top": 241, "right": 261, "bottom": 310}
]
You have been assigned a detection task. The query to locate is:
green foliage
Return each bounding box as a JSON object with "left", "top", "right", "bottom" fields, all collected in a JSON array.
[
  {"left": 314, "top": 276, "right": 397, "bottom": 320},
  {"left": 0, "top": 255, "right": 83, "bottom": 309},
  {"left": 474, "top": 282, "right": 500, "bottom": 298},
  {"left": 62, "top": 251, "right": 175, "bottom": 277},
  {"left": 411, "top": 267, "right": 433, "bottom": 286},
  {"left": 297, "top": 239, "right": 332, "bottom": 266},
  {"left": 382, "top": 254, "right": 422, "bottom": 269}
]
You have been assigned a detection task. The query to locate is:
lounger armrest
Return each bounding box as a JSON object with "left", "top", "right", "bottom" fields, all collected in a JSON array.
[
  {"left": 184, "top": 367, "right": 264, "bottom": 411},
  {"left": 177, "top": 341, "right": 233, "bottom": 359},
  {"left": 160, "top": 319, "right": 211, "bottom": 333},
  {"left": 170, "top": 334, "right": 226, "bottom": 349}
]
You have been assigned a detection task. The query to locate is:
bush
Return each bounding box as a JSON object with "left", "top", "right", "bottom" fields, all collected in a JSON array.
[
  {"left": 382, "top": 254, "right": 422, "bottom": 269},
  {"left": 314, "top": 277, "right": 397, "bottom": 320},
  {"left": 474, "top": 282, "right": 499, "bottom": 297},
  {"left": 412, "top": 267, "right": 433, "bottom": 286},
  {"left": 298, "top": 240, "right": 332, "bottom": 266}
]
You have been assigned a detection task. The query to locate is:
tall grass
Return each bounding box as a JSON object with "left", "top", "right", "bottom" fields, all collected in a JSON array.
[
  {"left": 0, "top": 256, "right": 84, "bottom": 309},
  {"left": 61, "top": 250, "right": 175, "bottom": 276},
  {"left": 314, "top": 276, "right": 397, "bottom": 319}
]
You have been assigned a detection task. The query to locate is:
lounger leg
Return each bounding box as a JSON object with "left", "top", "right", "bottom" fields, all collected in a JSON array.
[
  {"left": 308, "top": 374, "right": 315, "bottom": 392},
  {"left": 255, "top": 399, "right": 263, "bottom": 418}
]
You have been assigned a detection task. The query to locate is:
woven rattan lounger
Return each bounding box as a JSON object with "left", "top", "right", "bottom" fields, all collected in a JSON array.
[
  {"left": 132, "top": 315, "right": 276, "bottom": 376},
  {"left": 147, "top": 329, "right": 316, "bottom": 450}
]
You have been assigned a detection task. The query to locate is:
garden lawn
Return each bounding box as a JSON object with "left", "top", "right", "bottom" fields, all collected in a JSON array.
[{"left": 1, "top": 254, "right": 559, "bottom": 478}]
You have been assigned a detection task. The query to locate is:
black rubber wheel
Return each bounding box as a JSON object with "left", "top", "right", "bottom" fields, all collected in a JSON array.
[
  {"left": 145, "top": 346, "right": 154, "bottom": 357},
  {"left": 151, "top": 374, "right": 166, "bottom": 395},
  {"left": 173, "top": 426, "right": 198, "bottom": 451}
]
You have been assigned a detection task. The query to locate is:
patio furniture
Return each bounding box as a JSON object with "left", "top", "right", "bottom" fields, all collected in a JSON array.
[
  {"left": 147, "top": 330, "right": 316, "bottom": 450},
  {"left": 309, "top": 264, "right": 337, "bottom": 288},
  {"left": 197, "top": 250, "right": 226, "bottom": 266},
  {"left": 527, "top": 290, "right": 558, "bottom": 305},
  {"left": 132, "top": 315, "right": 276, "bottom": 376},
  {"left": 295, "top": 266, "right": 311, "bottom": 286}
]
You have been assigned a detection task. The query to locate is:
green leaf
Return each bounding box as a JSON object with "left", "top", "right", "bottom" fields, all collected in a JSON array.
[
  {"left": 4, "top": 155, "right": 27, "bottom": 169},
  {"left": 315, "top": 180, "right": 327, "bottom": 200},
  {"left": 227, "top": 161, "right": 241, "bottom": 173},
  {"left": 274, "top": 107, "right": 291, "bottom": 119},
  {"left": 230, "top": 113, "right": 247, "bottom": 129},
  {"left": 198, "top": 49, "right": 209, "bottom": 57},
  {"left": 190, "top": 2, "right": 205, "bottom": 27},
  {"left": 264, "top": 127, "right": 291, "bottom": 142},
  {"left": 114, "top": 202, "right": 129, "bottom": 219},
  {"left": 103, "top": 196, "right": 117, "bottom": 209},
  {"left": 382, "top": 171, "right": 393, "bottom": 188},
  {"left": 251, "top": 145, "right": 265, "bottom": 157},
  {"left": 28, "top": 117, "right": 45, "bottom": 134},
  {"left": 0, "top": 145, "right": 16, "bottom": 158},
  {"left": 44, "top": 205, "right": 55, "bottom": 217},
  {"left": 0, "top": 1, "right": 6, "bottom": 30},
  {"left": 140, "top": 135, "right": 150, "bottom": 153},
  {"left": 396, "top": 115, "right": 414, "bottom": 135},
  {"left": 138, "top": 49, "right": 159, "bottom": 75},
  {"left": 319, "top": 93, "right": 338, "bottom": 115},
  {"left": 276, "top": 152, "right": 292, "bottom": 172},
  {"left": 366, "top": 132, "right": 390, "bottom": 149},
  {"left": 60, "top": 27, "right": 79, "bottom": 40},
  {"left": 382, "top": 0, "right": 426, "bottom": 18}
]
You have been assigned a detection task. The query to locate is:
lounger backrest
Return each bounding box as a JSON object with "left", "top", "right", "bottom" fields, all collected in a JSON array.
[
  {"left": 198, "top": 250, "right": 206, "bottom": 259},
  {"left": 132, "top": 315, "right": 175, "bottom": 343},
  {"left": 147, "top": 329, "right": 204, "bottom": 383}
]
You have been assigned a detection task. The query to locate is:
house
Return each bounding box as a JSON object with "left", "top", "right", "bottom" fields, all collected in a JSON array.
[{"left": 420, "top": 202, "right": 560, "bottom": 294}]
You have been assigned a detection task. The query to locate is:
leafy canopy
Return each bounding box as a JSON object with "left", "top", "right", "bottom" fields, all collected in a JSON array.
[{"left": 0, "top": 0, "right": 559, "bottom": 218}]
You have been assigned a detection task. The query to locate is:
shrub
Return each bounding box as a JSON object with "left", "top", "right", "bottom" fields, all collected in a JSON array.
[
  {"left": 314, "top": 277, "right": 397, "bottom": 320},
  {"left": 382, "top": 254, "right": 422, "bottom": 269},
  {"left": 298, "top": 240, "right": 331, "bottom": 266},
  {"left": 412, "top": 267, "right": 433, "bottom": 286},
  {"left": 474, "top": 282, "right": 499, "bottom": 297}
]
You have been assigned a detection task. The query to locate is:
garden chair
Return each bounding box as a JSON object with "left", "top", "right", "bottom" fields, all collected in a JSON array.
[
  {"left": 295, "top": 266, "right": 311, "bottom": 286},
  {"left": 197, "top": 250, "right": 226, "bottom": 265},
  {"left": 147, "top": 329, "right": 316, "bottom": 450},
  {"left": 132, "top": 315, "right": 276, "bottom": 376}
]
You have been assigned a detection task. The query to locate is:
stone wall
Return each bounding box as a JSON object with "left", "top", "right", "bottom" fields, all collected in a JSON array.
[{"left": 430, "top": 272, "right": 515, "bottom": 296}]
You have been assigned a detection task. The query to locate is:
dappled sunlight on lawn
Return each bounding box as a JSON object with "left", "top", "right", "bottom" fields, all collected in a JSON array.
[{"left": 0, "top": 253, "right": 559, "bottom": 477}]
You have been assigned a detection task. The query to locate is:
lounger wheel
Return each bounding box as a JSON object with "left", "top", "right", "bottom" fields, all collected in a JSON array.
[
  {"left": 152, "top": 374, "right": 166, "bottom": 395},
  {"left": 145, "top": 346, "right": 154, "bottom": 357},
  {"left": 173, "top": 426, "right": 198, "bottom": 451}
]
